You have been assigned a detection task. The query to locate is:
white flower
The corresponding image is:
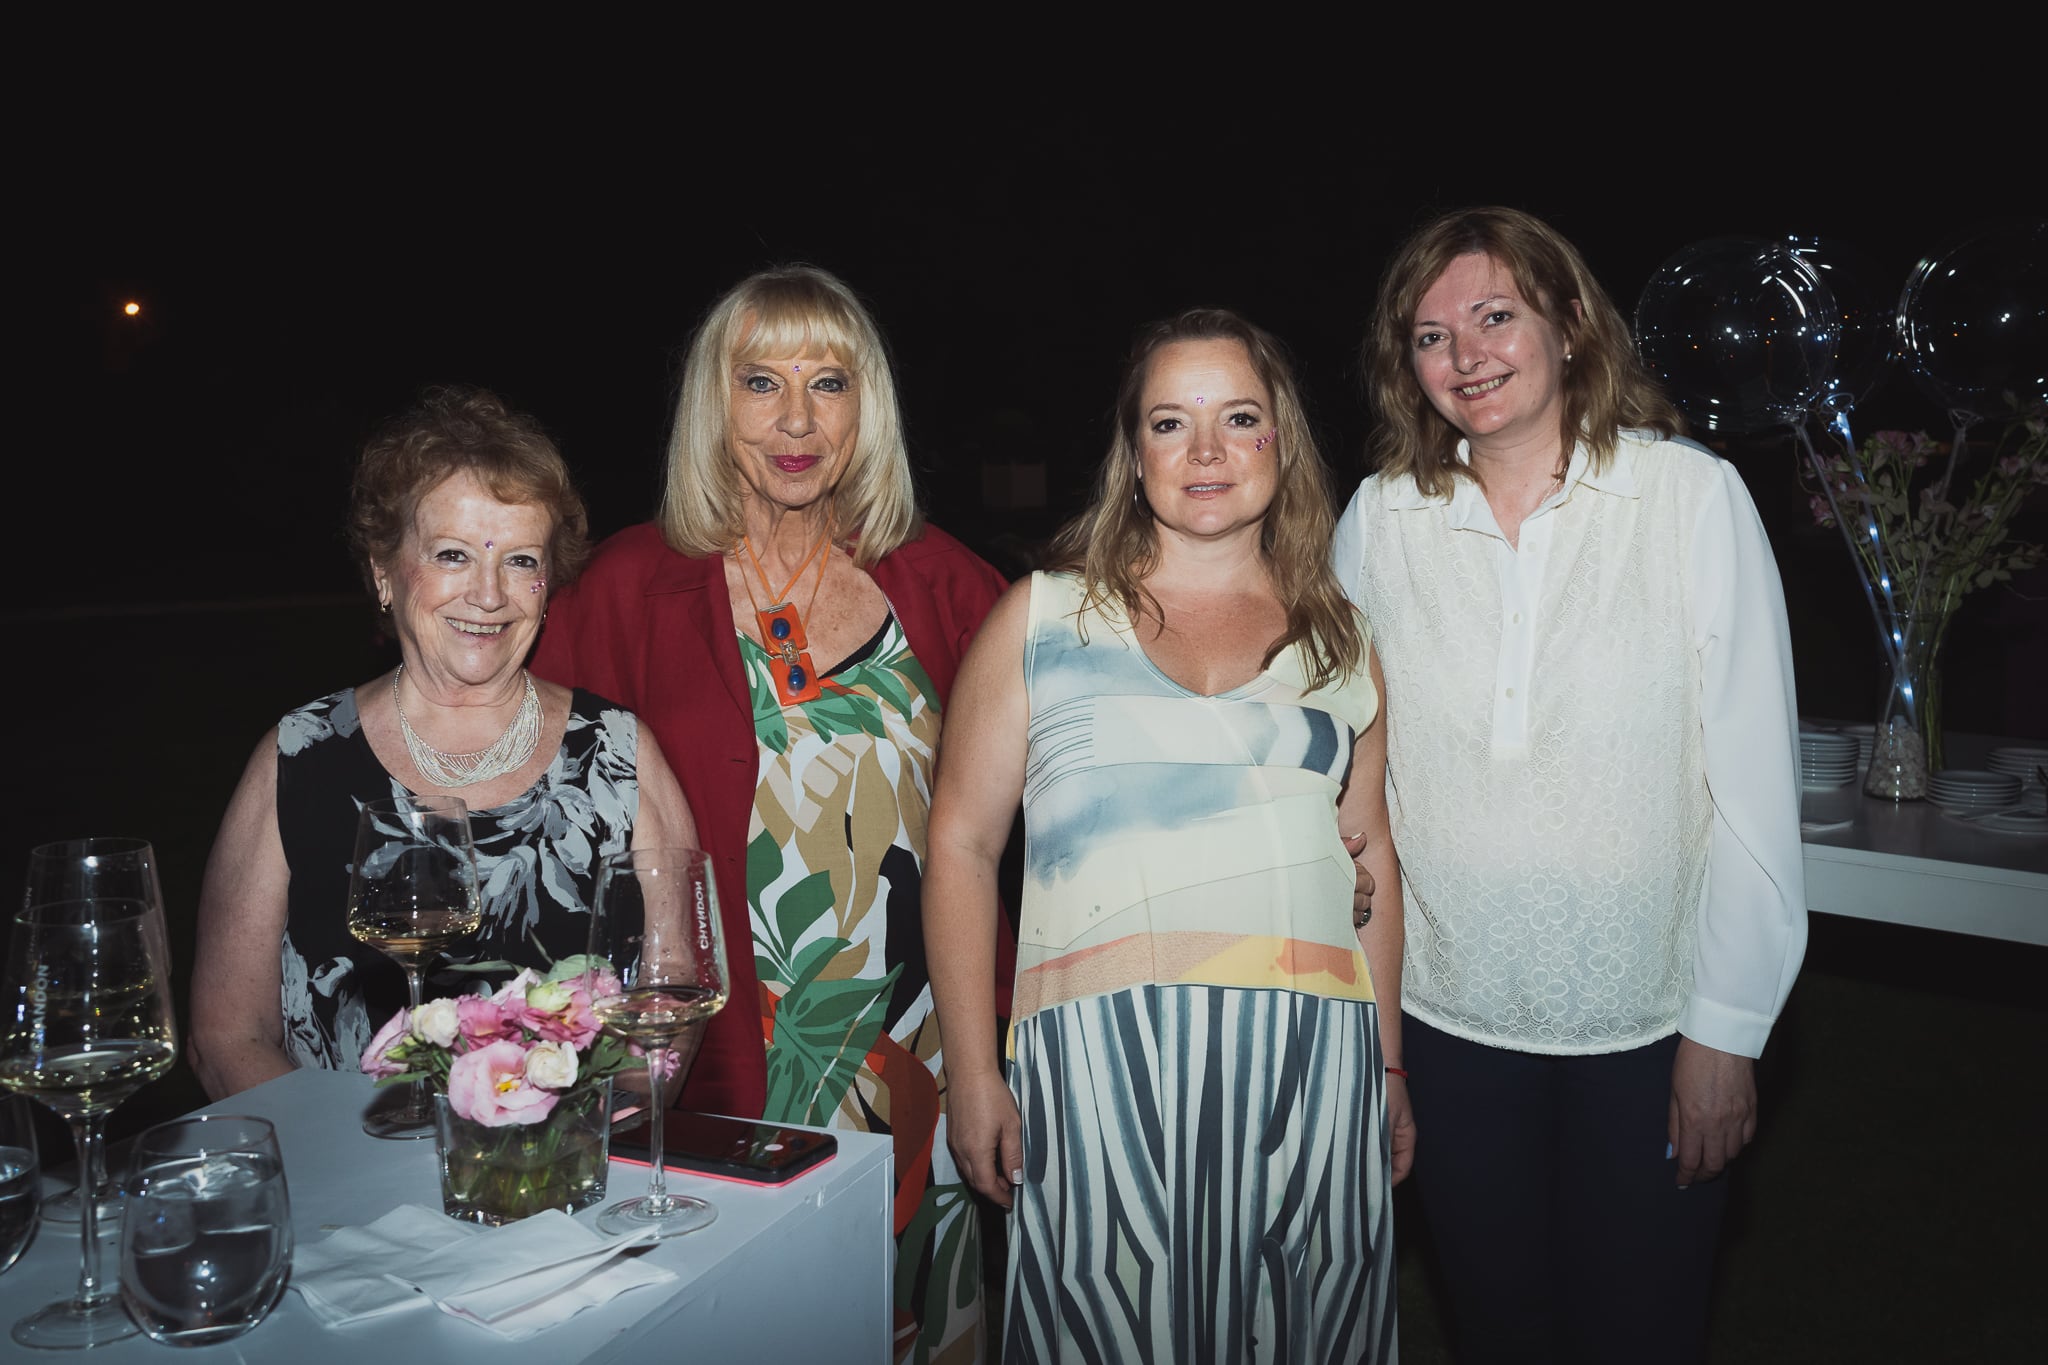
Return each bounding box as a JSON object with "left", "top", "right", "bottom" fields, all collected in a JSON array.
[
  {"left": 410, "top": 997, "right": 461, "bottom": 1048},
  {"left": 524, "top": 1040, "right": 579, "bottom": 1090}
]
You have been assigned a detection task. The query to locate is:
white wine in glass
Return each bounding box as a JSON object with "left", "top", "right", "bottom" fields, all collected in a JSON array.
[
  {"left": 22, "top": 836, "right": 168, "bottom": 1227},
  {"left": 1, "top": 895, "right": 178, "bottom": 1349},
  {"left": 588, "top": 847, "right": 728, "bottom": 1239},
  {"left": 347, "top": 796, "right": 480, "bottom": 1139}
]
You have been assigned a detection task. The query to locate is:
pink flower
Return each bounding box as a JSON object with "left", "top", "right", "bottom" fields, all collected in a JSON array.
[
  {"left": 570, "top": 965, "right": 623, "bottom": 1005},
  {"left": 446, "top": 1040, "right": 560, "bottom": 1127},
  {"left": 1808, "top": 493, "right": 1835, "bottom": 527},
  {"left": 519, "top": 984, "right": 601, "bottom": 1049},
  {"left": 457, "top": 995, "right": 519, "bottom": 1046},
  {"left": 489, "top": 969, "right": 543, "bottom": 1006},
  {"left": 626, "top": 1039, "right": 686, "bottom": 1081},
  {"left": 360, "top": 1009, "right": 412, "bottom": 1078}
]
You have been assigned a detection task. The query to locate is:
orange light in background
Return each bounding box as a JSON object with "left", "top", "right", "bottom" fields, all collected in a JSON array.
[{"left": 123, "top": 301, "right": 141, "bottom": 316}]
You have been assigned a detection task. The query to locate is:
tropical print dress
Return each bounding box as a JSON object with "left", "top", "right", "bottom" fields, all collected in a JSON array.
[
  {"left": 1006, "top": 571, "right": 1397, "bottom": 1363},
  {"left": 273, "top": 687, "right": 639, "bottom": 1070},
  {"left": 740, "top": 615, "right": 983, "bottom": 1365}
]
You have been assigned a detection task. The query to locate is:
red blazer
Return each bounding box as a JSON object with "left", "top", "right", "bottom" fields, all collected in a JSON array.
[{"left": 531, "top": 520, "right": 1013, "bottom": 1120}]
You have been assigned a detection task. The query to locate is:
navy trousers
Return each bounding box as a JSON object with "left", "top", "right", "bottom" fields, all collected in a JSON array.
[{"left": 1403, "top": 1015, "right": 1730, "bottom": 1365}]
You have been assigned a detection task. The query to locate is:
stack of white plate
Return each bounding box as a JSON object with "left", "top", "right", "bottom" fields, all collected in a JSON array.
[
  {"left": 1925, "top": 769, "right": 2022, "bottom": 815},
  {"left": 1836, "top": 724, "right": 1875, "bottom": 771},
  {"left": 1986, "top": 745, "right": 2048, "bottom": 806},
  {"left": 1799, "top": 731, "right": 1859, "bottom": 787}
]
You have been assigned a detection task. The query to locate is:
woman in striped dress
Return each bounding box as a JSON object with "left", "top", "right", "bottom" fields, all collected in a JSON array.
[{"left": 926, "top": 309, "right": 1411, "bottom": 1363}]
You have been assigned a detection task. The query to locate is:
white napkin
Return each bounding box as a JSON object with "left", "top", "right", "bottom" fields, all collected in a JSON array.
[
  {"left": 293, "top": 1204, "right": 674, "bottom": 1340},
  {"left": 292, "top": 1206, "right": 468, "bottom": 1324}
]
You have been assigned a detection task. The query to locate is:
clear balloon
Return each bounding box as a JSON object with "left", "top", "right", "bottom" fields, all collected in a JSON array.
[
  {"left": 1635, "top": 237, "right": 1841, "bottom": 436},
  {"left": 1897, "top": 220, "right": 2048, "bottom": 417},
  {"left": 1785, "top": 234, "right": 1895, "bottom": 419}
]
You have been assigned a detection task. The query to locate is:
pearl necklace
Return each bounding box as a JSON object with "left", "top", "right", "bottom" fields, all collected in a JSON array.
[{"left": 392, "top": 665, "right": 542, "bottom": 789}]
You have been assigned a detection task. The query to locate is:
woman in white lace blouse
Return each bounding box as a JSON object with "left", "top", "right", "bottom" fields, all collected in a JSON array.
[{"left": 1331, "top": 207, "right": 1805, "bottom": 1365}]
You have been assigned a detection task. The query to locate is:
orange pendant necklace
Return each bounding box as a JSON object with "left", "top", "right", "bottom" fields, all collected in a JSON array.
[{"left": 739, "top": 529, "right": 833, "bottom": 706}]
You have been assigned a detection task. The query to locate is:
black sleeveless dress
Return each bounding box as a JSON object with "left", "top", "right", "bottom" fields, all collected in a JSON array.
[{"left": 272, "top": 686, "right": 640, "bottom": 1070}]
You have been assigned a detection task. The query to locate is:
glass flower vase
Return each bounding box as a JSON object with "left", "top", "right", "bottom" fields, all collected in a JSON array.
[
  {"left": 1863, "top": 611, "right": 1942, "bottom": 800},
  {"left": 434, "top": 1083, "right": 611, "bottom": 1226}
]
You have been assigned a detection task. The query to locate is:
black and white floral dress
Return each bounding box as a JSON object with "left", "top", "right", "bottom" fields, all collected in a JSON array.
[{"left": 272, "top": 687, "right": 639, "bottom": 1070}]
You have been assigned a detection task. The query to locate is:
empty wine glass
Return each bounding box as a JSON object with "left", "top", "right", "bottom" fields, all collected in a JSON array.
[
  {"left": 119, "top": 1114, "right": 292, "bottom": 1346},
  {"left": 587, "top": 848, "right": 728, "bottom": 1239},
  {"left": 347, "top": 797, "right": 481, "bottom": 1139},
  {"left": 1, "top": 896, "right": 178, "bottom": 1349},
  {"left": 22, "top": 837, "right": 166, "bottom": 1227}
]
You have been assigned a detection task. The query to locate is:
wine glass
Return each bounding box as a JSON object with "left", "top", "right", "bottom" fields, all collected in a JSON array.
[
  {"left": 1, "top": 895, "right": 178, "bottom": 1349},
  {"left": 22, "top": 837, "right": 166, "bottom": 1226},
  {"left": 587, "top": 848, "right": 728, "bottom": 1239},
  {"left": 347, "top": 797, "right": 481, "bottom": 1140}
]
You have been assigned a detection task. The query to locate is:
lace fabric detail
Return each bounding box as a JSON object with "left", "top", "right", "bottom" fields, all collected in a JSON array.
[{"left": 1347, "top": 438, "right": 1721, "bottom": 1054}]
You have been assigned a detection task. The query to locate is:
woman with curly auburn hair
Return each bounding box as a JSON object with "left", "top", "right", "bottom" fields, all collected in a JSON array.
[
  {"left": 190, "top": 387, "right": 695, "bottom": 1111},
  {"left": 928, "top": 308, "right": 1405, "bottom": 1363},
  {"left": 1334, "top": 207, "right": 1806, "bottom": 1364}
]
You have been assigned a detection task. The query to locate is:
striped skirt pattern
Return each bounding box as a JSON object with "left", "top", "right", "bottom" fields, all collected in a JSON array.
[{"left": 1005, "top": 983, "right": 1396, "bottom": 1364}]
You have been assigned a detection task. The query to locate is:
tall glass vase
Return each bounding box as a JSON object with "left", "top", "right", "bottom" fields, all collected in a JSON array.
[{"left": 1864, "top": 610, "right": 1942, "bottom": 799}]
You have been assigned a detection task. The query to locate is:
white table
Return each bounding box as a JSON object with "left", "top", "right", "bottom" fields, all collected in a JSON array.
[
  {"left": 1800, "top": 734, "right": 2048, "bottom": 945},
  {"left": 2, "top": 1070, "right": 894, "bottom": 1364}
]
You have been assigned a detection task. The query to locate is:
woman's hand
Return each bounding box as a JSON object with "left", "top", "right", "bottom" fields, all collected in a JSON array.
[
  {"left": 1346, "top": 830, "right": 1374, "bottom": 926},
  {"left": 1668, "top": 1036, "right": 1757, "bottom": 1187},
  {"left": 1385, "top": 1071, "right": 1416, "bottom": 1186},
  {"left": 947, "top": 1067, "right": 1024, "bottom": 1209}
]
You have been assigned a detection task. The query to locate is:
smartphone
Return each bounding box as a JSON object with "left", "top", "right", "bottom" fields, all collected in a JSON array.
[{"left": 610, "top": 1111, "right": 837, "bottom": 1186}]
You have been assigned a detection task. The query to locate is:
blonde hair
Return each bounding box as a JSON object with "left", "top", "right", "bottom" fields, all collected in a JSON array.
[
  {"left": 659, "top": 266, "right": 922, "bottom": 566},
  {"left": 1364, "top": 206, "right": 1683, "bottom": 497},
  {"left": 1049, "top": 308, "right": 1365, "bottom": 691}
]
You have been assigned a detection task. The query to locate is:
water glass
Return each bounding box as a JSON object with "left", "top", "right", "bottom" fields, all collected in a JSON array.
[
  {"left": 118, "top": 1115, "right": 292, "bottom": 1346},
  {"left": 0, "top": 1094, "right": 38, "bottom": 1274}
]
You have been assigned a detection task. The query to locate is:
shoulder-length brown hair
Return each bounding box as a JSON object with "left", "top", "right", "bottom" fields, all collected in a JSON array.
[
  {"left": 659, "top": 265, "right": 922, "bottom": 567},
  {"left": 1049, "top": 308, "right": 1364, "bottom": 690},
  {"left": 1364, "top": 206, "right": 1683, "bottom": 496}
]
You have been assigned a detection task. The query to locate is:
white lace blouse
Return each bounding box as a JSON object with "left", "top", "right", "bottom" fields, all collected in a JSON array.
[{"left": 1332, "top": 431, "right": 1806, "bottom": 1058}]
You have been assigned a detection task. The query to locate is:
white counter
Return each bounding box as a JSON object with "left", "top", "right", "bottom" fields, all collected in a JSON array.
[{"left": 1800, "top": 733, "right": 2047, "bottom": 945}]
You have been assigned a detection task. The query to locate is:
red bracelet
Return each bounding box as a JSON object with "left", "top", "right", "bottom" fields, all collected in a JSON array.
[{"left": 1385, "top": 1066, "right": 1409, "bottom": 1080}]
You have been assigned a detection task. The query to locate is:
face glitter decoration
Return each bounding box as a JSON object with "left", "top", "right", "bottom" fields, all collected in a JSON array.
[
  {"left": 530, "top": 578, "right": 546, "bottom": 595},
  {"left": 484, "top": 540, "right": 494, "bottom": 550},
  {"left": 1195, "top": 396, "right": 1206, "bottom": 405},
  {"left": 1253, "top": 427, "right": 1277, "bottom": 452}
]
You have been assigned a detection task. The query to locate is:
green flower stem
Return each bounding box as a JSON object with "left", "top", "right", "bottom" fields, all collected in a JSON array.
[{"left": 437, "top": 1086, "right": 611, "bottom": 1225}]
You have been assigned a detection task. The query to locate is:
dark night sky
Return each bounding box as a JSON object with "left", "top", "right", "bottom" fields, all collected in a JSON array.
[{"left": 27, "top": 94, "right": 2045, "bottom": 728}]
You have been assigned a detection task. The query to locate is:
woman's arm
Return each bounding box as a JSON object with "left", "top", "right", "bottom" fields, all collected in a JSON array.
[
  {"left": 1671, "top": 457, "right": 1807, "bottom": 1186},
  {"left": 628, "top": 725, "right": 701, "bottom": 855},
  {"left": 923, "top": 578, "right": 1033, "bottom": 1209},
  {"left": 1338, "top": 645, "right": 1413, "bottom": 1185},
  {"left": 187, "top": 731, "right": 296, "bottom": 1100}
]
